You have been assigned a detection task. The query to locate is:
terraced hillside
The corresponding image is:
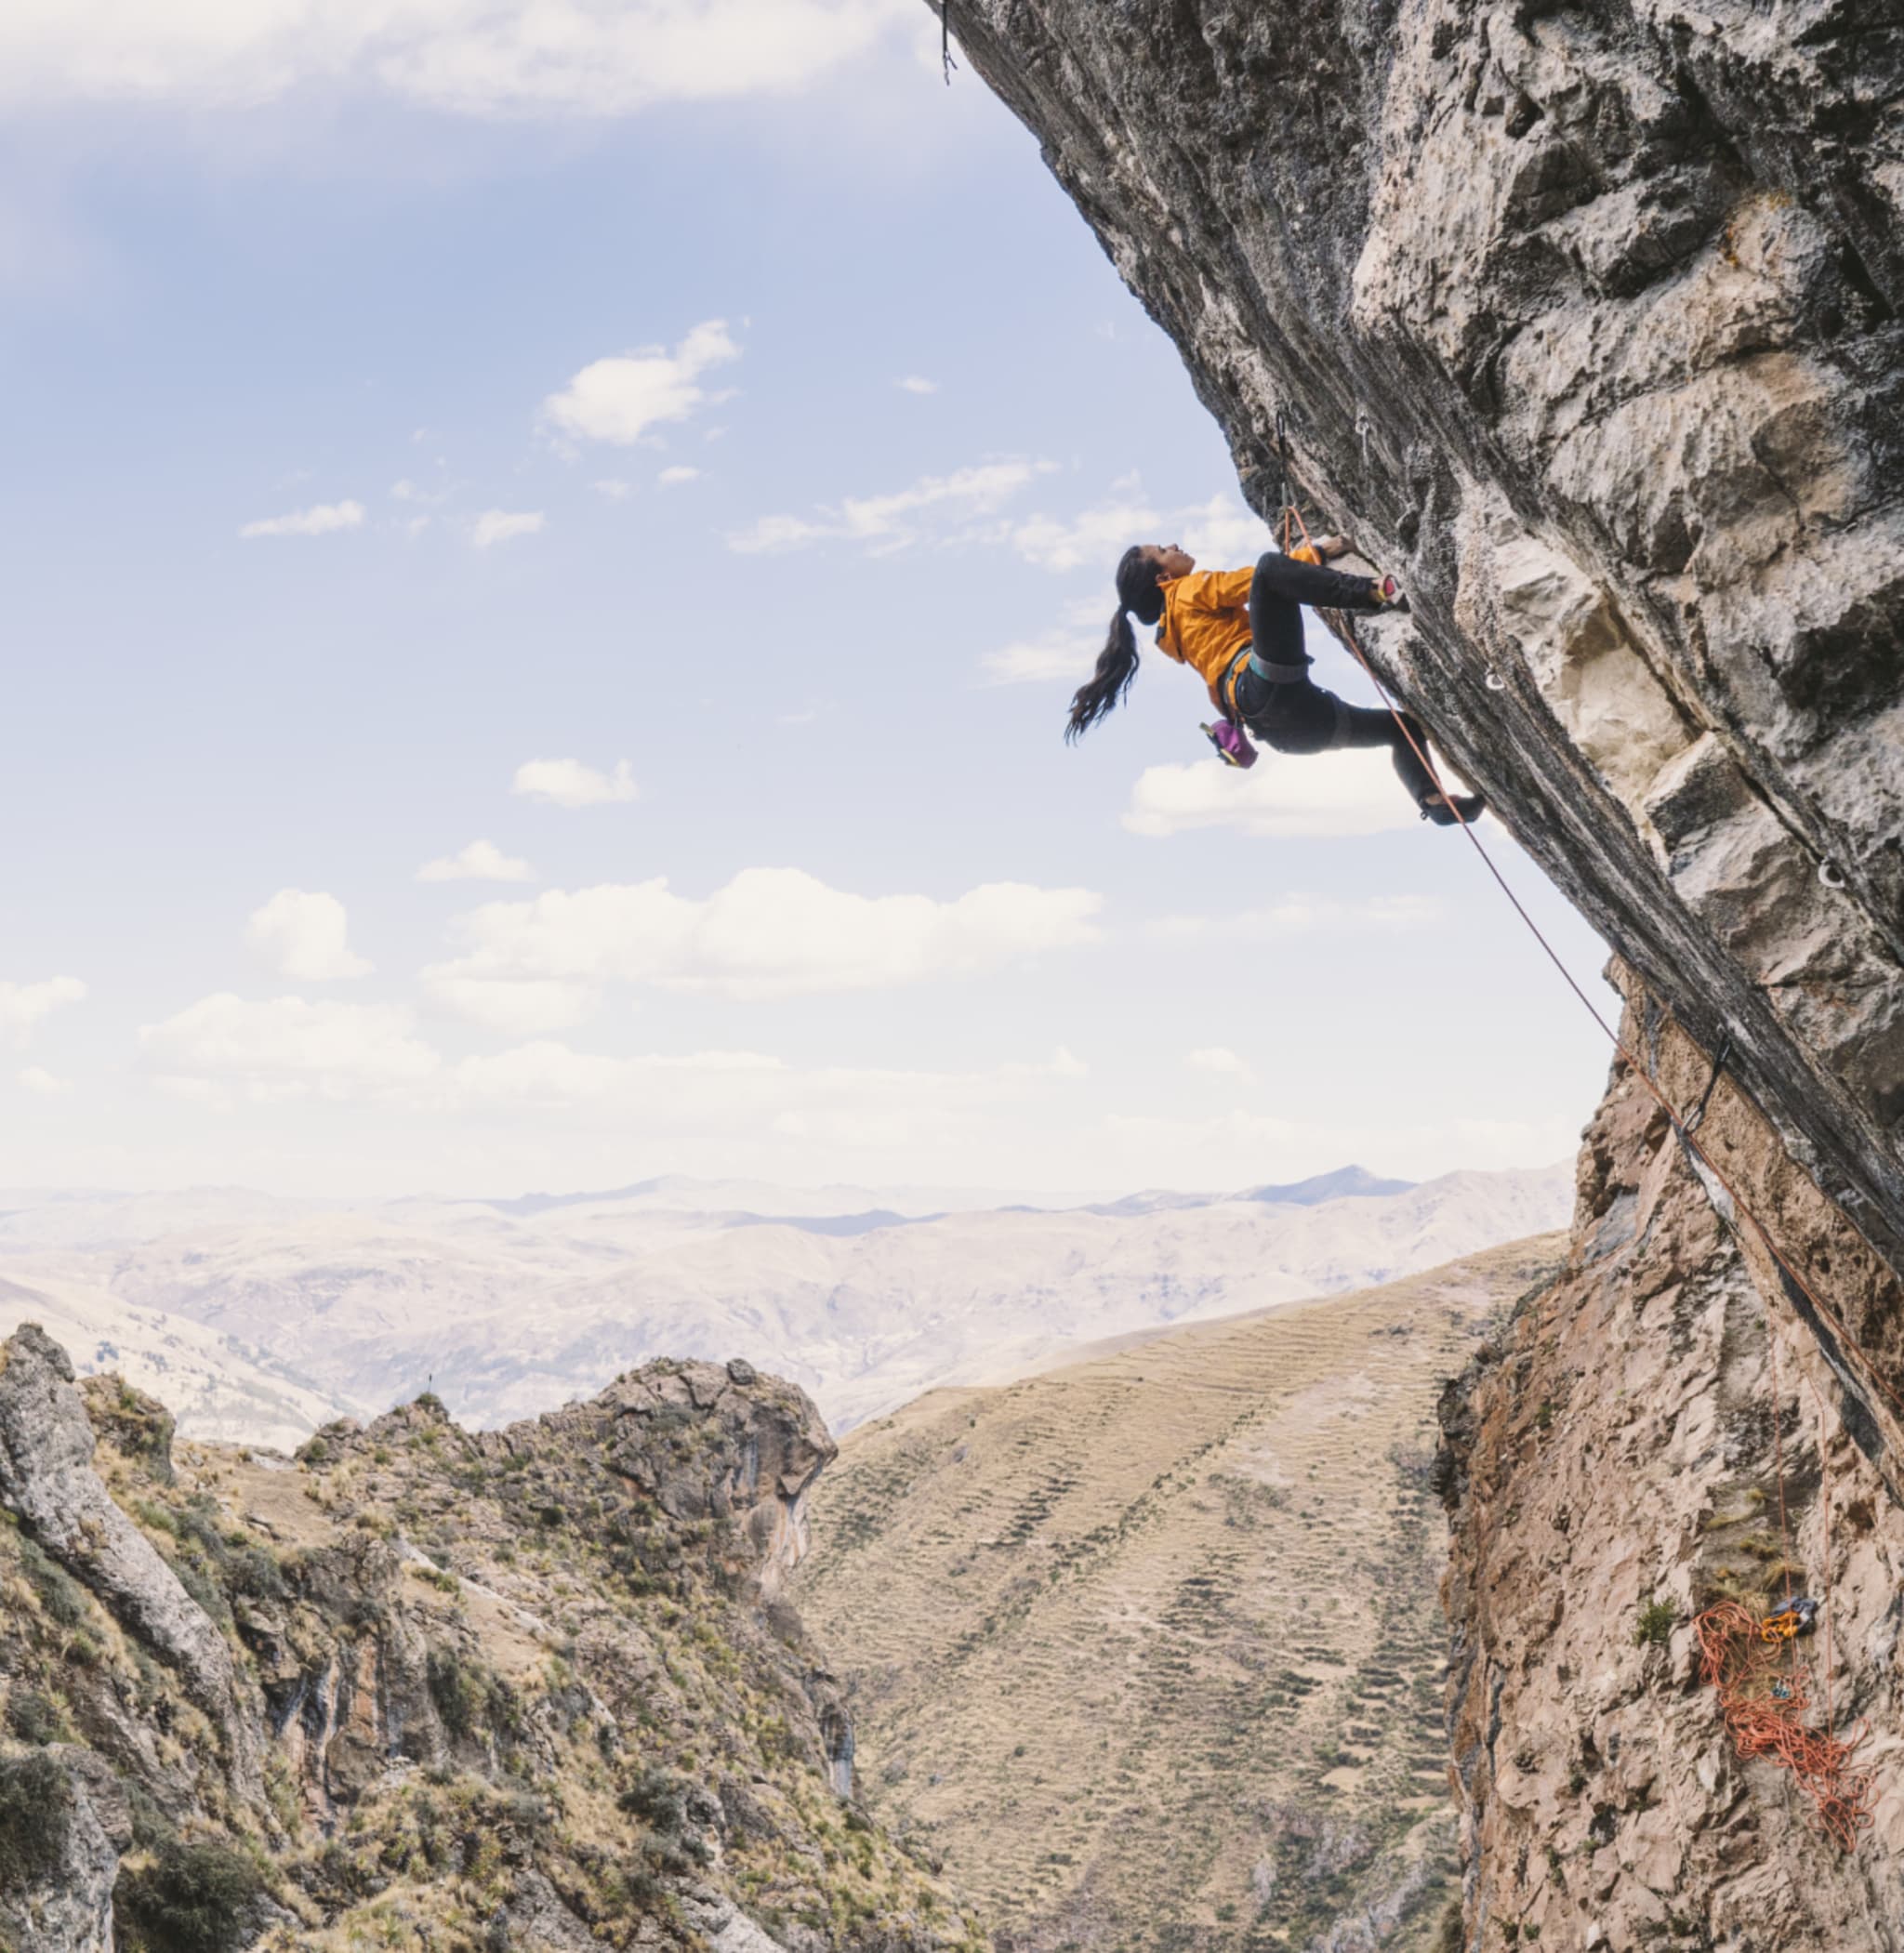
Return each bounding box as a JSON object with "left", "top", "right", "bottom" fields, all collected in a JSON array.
[{"left": 795, "top": 1236, "right": 1567, "bottom": 1953}]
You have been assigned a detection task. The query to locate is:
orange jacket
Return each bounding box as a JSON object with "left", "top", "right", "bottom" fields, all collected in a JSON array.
[{"left": 1156, "top": 548, "right": 1318, "bottom": 711}]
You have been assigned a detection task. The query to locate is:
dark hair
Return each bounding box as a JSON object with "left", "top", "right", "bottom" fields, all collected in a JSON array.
[{"left": 1066, "top": 546, "right": 1163, "bottom": 743}]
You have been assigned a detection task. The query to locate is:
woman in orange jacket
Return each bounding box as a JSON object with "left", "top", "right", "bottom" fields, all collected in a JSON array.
[{"left": 1066, "top": 539, "right": 1486, "bottom": 826}]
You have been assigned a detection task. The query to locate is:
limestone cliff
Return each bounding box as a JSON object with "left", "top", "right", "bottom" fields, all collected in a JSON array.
[
  {"left": 938, "top": 2, "right": 1904, "bottom": 1943},
  {"left": 1439, "top": 969, "right": 1904, "bottom": 1945},
  {"left": 0, "top": 1331, "right": 981, "bottom": 1953},
  {"left": 942, "top": 0, "right": 1904, "bottom": 1265}
]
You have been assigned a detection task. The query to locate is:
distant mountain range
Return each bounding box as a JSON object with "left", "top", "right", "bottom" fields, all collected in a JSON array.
[{"left": 0, "top": 1163, "right": 1571, "bottom": 1445}]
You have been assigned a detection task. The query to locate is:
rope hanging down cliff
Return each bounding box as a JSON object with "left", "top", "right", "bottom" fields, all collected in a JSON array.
[{"left": 1277, "top": 475, "right": 1890, "bottom": 1848}]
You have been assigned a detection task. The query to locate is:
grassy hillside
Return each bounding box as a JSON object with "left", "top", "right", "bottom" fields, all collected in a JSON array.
[{"left": 795, "top": 1235, "right": 1567, "bottom": 1953}]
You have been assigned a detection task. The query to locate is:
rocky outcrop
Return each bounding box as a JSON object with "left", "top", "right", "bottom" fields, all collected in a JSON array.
[
  {"left": 507, "top": 1354, "right": 837, "bottom": 1602},
  {"left": 0, "top": 1323, "right": 262, "bottom": 1800},
  {"left": 1438, "top": 970, "right": 1904, "bottom": 1945},
  {"left": 938, "top": 3, "right": 1904, "bottom": 1940},
  {"left": 940, "top": 0, "right": 1904, "bottom": 1276},
  {"left": 0, "top": 1332, "right": 975, "bottom": 1953},
  {"left": 0, "top": 1747, "right": 133, "bottom": 1953}
]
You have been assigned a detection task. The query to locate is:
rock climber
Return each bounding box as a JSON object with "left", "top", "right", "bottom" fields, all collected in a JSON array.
[{"left": 1066, "top": 537, "right": 1487, "bottom": 826}]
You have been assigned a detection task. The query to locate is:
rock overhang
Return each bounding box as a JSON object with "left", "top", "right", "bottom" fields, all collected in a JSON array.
[{"left": 941, "top": 0, "right": 1904, "bottom": 1274}]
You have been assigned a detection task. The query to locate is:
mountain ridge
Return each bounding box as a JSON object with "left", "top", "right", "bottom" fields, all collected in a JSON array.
[{"left": 0, "top": 1164, "right": 1570, "bottom": 1445}]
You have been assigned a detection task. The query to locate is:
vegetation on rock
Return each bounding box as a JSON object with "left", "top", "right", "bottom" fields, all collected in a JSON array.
[{"left": 0, "top": 1343, "right": 982, "bottom": 1953}]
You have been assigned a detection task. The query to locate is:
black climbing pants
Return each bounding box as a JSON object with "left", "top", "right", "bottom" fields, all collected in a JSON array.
[{"left": 1233, "top": 549, "right": 1438, "bottom": 807}]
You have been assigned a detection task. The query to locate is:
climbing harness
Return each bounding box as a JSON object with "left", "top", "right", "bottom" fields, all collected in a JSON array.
[{"left": 1261, "top": 431, "right": 1896, "bottom": 1849}]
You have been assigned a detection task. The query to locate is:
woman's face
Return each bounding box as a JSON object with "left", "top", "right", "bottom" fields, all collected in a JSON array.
[{"left": 1147, "top": 543, "right": 1196, "bottom": 579}]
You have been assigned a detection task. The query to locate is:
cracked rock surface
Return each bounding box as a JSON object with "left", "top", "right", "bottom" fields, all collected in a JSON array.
[
  {"left": 943, "top": 4, "right": 1904, "bottom": 1940},
  {"left": 1440, "top": 970, "right": 1904, "bottom": 1946},
  {"left": 942, "top": 0, "right": 1904, "bottom": 1269},
  {"left": 0, "top": 1323, "right": 262, "bottom": 1801}
]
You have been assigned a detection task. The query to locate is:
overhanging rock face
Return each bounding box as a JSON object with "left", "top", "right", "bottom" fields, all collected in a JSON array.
[{"left": 943, "top": 0, "right": 1904, "bottom": 1268}]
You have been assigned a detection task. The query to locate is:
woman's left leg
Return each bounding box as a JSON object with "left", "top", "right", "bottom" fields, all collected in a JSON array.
[{"left": 1332, "top": 701, "right": 1437, "bottom": 804}]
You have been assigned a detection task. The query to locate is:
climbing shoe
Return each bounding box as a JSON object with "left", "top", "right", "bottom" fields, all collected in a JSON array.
[
  {"left": 1419, "top": 790, "right": 1487, "bottom": 826},
  {"left": 1371, "top": 574, "right": 1409, "bottom": 614},
  {"left": 1201, "top": 719, "right": 1258, "bottom": 770}
]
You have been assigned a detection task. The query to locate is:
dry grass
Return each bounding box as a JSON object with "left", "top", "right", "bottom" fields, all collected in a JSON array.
[{"left": 796, "top": 1234, "right": 1566, "bottom": 1953}]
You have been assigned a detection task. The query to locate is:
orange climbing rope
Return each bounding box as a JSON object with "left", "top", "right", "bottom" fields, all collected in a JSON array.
[
  {"left": 1273, "top": 488, "right": 1892, "bottom": 1847},
  {"left": 1311, "top": 521, "right": 1901, "bottom": 1424},
  {"left": 1693, "top": 1600, "right": 1873, "bottom": 1851}
]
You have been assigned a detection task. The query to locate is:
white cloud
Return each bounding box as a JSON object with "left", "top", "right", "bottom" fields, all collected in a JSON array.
[
  {"left": 140, "top": 995, "right": 438, "bottom": 1103},
  {"left": 416, "top": 838, "right": 535, "bottom": 884},
  {"left": 511, "top": 758, "right": 638, "bottom": 808},
  {"left": 729, "top": 458, "right": 1055, "bottom": 556},
  {"left": 1173, "top": 494, "right": 1279, "bottom": 570},
  {"left": 17, "top": 1066, "right": 73, "bottom": 1096},
  {"left": 443, "top": 1042, "right": 1086, "bottom": 1145},
  {"left": 472, "top": 508, "right": 544, "bottom": 548},
  {"left": 1012, "top": 489, "right": 1156, "bottom": 576},
  {"left": 0, "top": 2, "right": 917, "bottom": 117},
  {"left": 981, "top": 638, "right": 1096, "bottom": 686},
  {"left": 730, "top": 468, "right": 1268, "bottom": 575},
  {"left": 420, "top": 976, "right": 597, "bottom": 1037},
  {"left": 423, "top": 865, "right": 1104, "bottom": 1015},
  {"left": 980, "top": 598, "right": 1107, "bottom": 685},
  {"left": 0, "top": 976, "right": 86, "bottom": 1045},
  {"left": 593, "top": 479, "right": 632, "bottom": 499},
  {"left": 1154, "top": 894, "right": 1444, "bottom": 940},
  {"left": 1011, "top": 480, "right": 1269, "bottom": 575},
  {"left": 896, "top": 376, "right": 938, "bottom": 394},
  {"left": 245, "top": 890, "right": 373, "bottom": 981},
  {"left": 238, "top": 499, "right": 364, "bottom": 540},
  {"left": 1124, "top": 749, "right": 1422, "bottom": 840},
  {"left": 544, "top": 321, "right": 738, "bottom": 447},
  {"left": 657, "top": 466, "right": 700, "bottom": 485},
  {"left": 138, "top": 992, "right": 1085, "bottom": 1144},
  {"left": 1185, "top": 1046, "right": 1250, "bottom": 1077}
]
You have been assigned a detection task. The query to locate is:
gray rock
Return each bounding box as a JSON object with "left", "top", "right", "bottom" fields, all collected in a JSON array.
[
  {"left": 941, "top": 0, "right": 1904, "bottom": 1278},
  {"left": 0, "top": 1746, "right": 132, "bottom": 1953},
  {"left": 0, "top": 1325, "right": 261, "bottom": 1800},
  {"left": 681, "top": 1885, "right": 791, "bottom": 1953}
]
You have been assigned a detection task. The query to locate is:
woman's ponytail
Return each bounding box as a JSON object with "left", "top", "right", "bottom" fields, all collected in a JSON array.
[{"left": 1065, "top": 545, "right": 1163, "bottom": 743}]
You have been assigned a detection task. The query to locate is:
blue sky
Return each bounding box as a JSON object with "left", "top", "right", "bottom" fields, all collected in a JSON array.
[{"left": 0, "top": 1, "right": 1613, "bottom": 1197}]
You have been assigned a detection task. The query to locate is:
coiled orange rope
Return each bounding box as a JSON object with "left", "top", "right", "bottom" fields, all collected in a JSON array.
[
  {"left": 1270, "top": 485, "right": 1887, "bottom": 1851},
  {"left": 1693, "top": 1601, "right": 1873, "bottom": 1851}
]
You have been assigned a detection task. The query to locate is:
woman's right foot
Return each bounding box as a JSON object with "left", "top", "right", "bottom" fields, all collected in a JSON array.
[{"left": 1420, "top": 790, "right": 1487, "bottom": 826}]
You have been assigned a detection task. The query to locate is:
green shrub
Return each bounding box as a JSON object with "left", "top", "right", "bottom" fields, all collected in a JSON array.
[
  {"left": 218, "top": 1543, "right": 286, "bottom": 1603},
  {"left": 171, "top": 1556, "right": 228, "bottom": 1629},
  {"left": 5, "top": 1686, "right": 68, "bottom": 1746},
  {"left": 0, "top": 1753, "right": 71, "bottom": 1889},
  {"left": 427, "top": 1647, "right": 521, "bottom": 1743},
  {"left": 616, "top": 1766, "right": 709, "bottom": 1880},
  {"left": 1633, "top": 1598, "right": 1676, "bottom": 1649},
  {"left": 617, "top": 1765, "right": 688, "bottom": 1837},
  {"left": 115, "top": 1839, "right": 267, "bottom": 1953},
  {"left": 20, "top": 1539, "right": 89, "bottom": 1628}
]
